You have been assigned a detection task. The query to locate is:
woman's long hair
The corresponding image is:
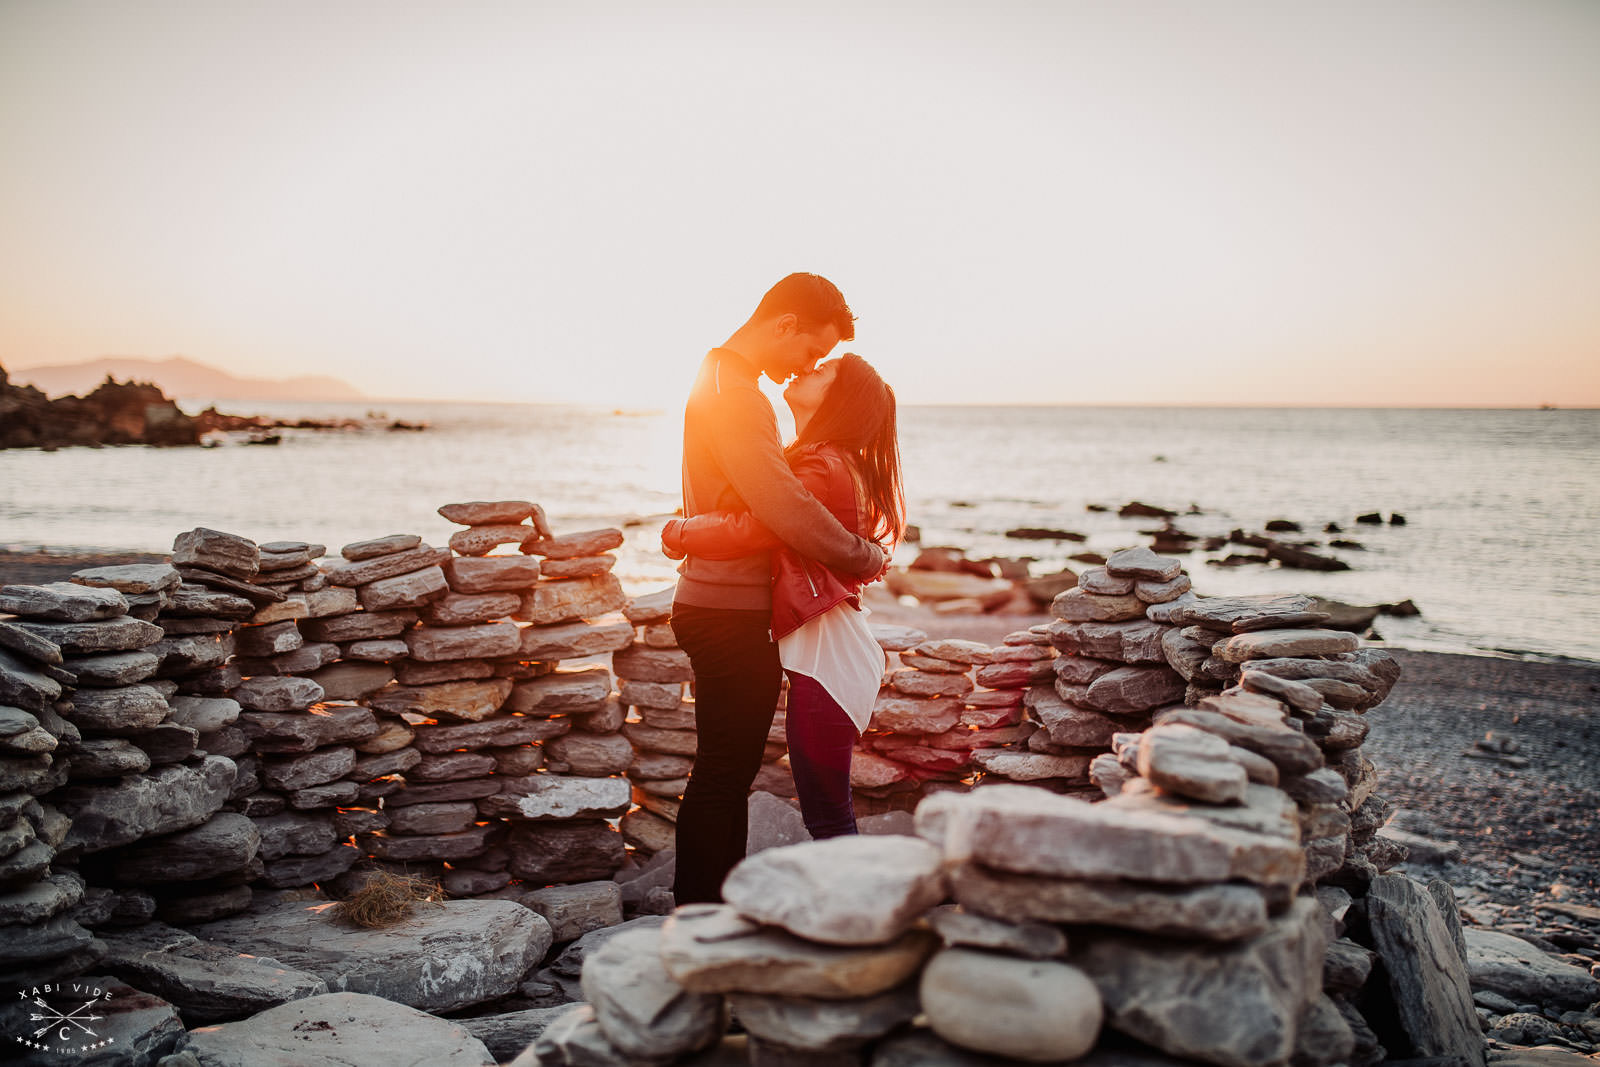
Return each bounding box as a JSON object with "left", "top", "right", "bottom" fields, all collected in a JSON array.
[{"left": 787, "top": 352, "right": 906, "bottom": 548}]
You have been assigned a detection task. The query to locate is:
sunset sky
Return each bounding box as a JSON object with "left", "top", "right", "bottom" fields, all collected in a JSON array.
[{"left": 2, "top": 0, "right": 1596, "bottom": 408}]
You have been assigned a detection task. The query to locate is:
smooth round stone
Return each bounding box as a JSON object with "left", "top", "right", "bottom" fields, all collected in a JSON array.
[{"left": 920, "top": 947, "right": 1102, "bottom": 1062}]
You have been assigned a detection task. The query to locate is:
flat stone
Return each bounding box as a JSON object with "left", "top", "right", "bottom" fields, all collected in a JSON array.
[
  {"left": 888, "top": 669, "right": 973, "bottom": 699},
  {"left": 1154, "top": 706, "right": 1325, "bottom": 775},
  {"left": 1136, "top": 573, "right": 1192, "bottom": 604},
  {"left": 307, "top": 661, "right": 394, "bottom": 700},
  {"left": 64, "top": 649, "right": 161, "bottom": 686},
  {"left": 520, "top": 881, "right": 624, "bottom": 942},
  {"left": 56, "top": 755, "right": 236, "bottom": 856},
  {"left": 165, "top": 582, "right": 256, "bottom": 618},
  {"left": 348, "top": 745, "right": 422, "bottom": 781},
  {"left": 871, "top": 695, "right": 963, "bottom": 735},
  {"left": 480, "top": 775, "right": 631, "bottom": 821},
  {"left": 234, "top": 619, "right": 303, "bottom": 657},
  {"left": 1023, "top": 687, "right": 1121, "bottom": 747},
  {"left": 1, "top": 581, "right": 128, "bottom": 621},
  {"left": 1214, "top": 628, "right": 1363, "bottom": 663},
  {"left": 917, "top": 783, "right": 1305, "bottom": 888},
  {"left": 442, "top": 555, "right": 542, "bottom": 594},
  {"left": 723, "top": 836, "right": 946, "bottom": 945},
  {"left": 10, "top": 615, "right": 163, "bottom": 654},
  {"left": 620, "top": 678, "right": 683, "bottom": 710},
  {"left": 1137, "top": 723, "right": 1250, "bottom": 804},
  {"left": 0, "top": 648, "right": 64, "bottom": 711},
  {"left": 1167, "top": 593, "right": 1324, "bottom": 632},
  {"left": 519, "top": 617, "right": 635, "bottom": 659},
  {"left": 233, "top": 676, "right": 324, "bottom": 712},
  {"left": 238, "top": 705, "right": 377, "bottom": 753},
  {"left": 383, "top": 777, "right": 501, "bottom": 808},
  {"left": 523, "top": 527, "right": 624, "bottom": 560},
  {"left": 258, "top": 844, "right": 360, "bottom": 888},
  {"left": 950, "top": 862, "right": 1270, "bottom": 941},
  {"left": 1072, "top": 898, "right": 1329, "bottom": 1066},
  {"left": 252, "top": 812, "right": 338, "bottom": 860},
  {"left": 173, "top": 527, "right": 259, "bottom": 577},
  {"left": 300, "top": 609, "right": 417, "bottom": 642},
  {"left": 439, "top": 500, "right": 538, "bottom": 526},
  {"left": 1051, "top": 587, "right": 1147, "bottom": 622},
  {"left": 1047, "top": 618, "right": 1170, "bottom": 664},
  {"left": 544, "top": 731, "right": 634, "bottom": 777},
  {"left": 732, "top": 983, "right": 921, "bottom": 1054},
  {"left": 410, "top": 750, "right": 496, "bottom": 782},
  {"left": 385, "top": 800, "right": 478, "bottom": 836},
  {"left": 517, "top": 573, "right": 627, "bottom": 625},
  {"left": 921, "top": 947, "right": 1102, "bottom": 1061},
  {"left": 580, "top": 922, "right": 724, "bottom": 1060},
  {"left": 98, "top": 921, "right": 328, "bottom": 1023},
  {"left": 180, "top": 991, "right": 495, "bottom": 1065},
  {"left": 509, "top": 665, "right": 613, "bottom": 713},
  {"left": 59, "top": 683, "right": 168, "bottom": 734},
  {"left": 261, "top": 746, "right": 356, "bottom": 791},
  {"left": 1104, "top": 546, "right": 1183, "bottom": 581},
  {"left": 1465, "top": 927, "right": 1600, "bottom": 1011},
  {"left": 1240, "top": 669, "right": 1326, "bottom": 712},
  {"left": 970, "top": 750, "right": 1090, "bottom": 781},
  {"left": 412, "top": 714, "right": 566, "bottom": 753},
  {"left": 972, "top": 660, "right": 1053, "bottom": 689},
  {"left": 112, "top": 812, "right": 260, "bottom": 883},
  {"left": 1104, "top": 779, "right": 1302, "bottom": 841},
  {"left": 368, "top": 677, "right": 513, "bottom": 721},
  {"left": 357, "top": 565, "right": 449, "bottom": 610},
  {"left": 72, "top": 562, "right": 182, "bottom": 594},
  {"left": 506, "top": 820, "right": 627, "bottom": 883},
  {"left": 1365, "top": 873, "right": 1485, "bottom": 1065},
  {"left": 303, "top": 585, "right": 359, "bottom": 617},
  {"left": 538, "top": 556, "right": 619, "bottom": 579},
  {"left": 621, "top": 722, "right": 698, "bottom": 756},
  {"left": 0, "top": 869, "right": 83, "bottom": 925},
  {"left": 341, "top": 533, "right": 423, "bottom": 561},
  {"left": 660, "top": 903, "right": 938, "bottom": 999},
  {"left": 363, "top": 823, "right": 496, "bottom": 861},
  {"left": 195, "top": 899, "right": 551, "bottom": 1014},
  {"left": 926, "top": 906, "right": 1067, "bottom": 960},
  {"left": 343, "top": 638, "right": 409, "bottom": 661},
  {"left": 449, "top": 524, "right": 538, "bottom": 556},
  {"left": 324, "top": 543, "right": 450, "bottom": 587},
  {"left": 1084, "top": 665, "right": 1186, "bottom": 714},
  {"left": 0, "top": 618, "right": 64, "bottom": 664},
  {"left": 406, "top": 622, "right": 520, "bottom": 662},
  {"left": 422, "top": 591, "right": 524, "bottom": 626},
  {"left": 67, "top": 737, "right": 152, "bottom": 778},
  {"left": 1079, "top": 567, "right": 1135, "bottom": 595}
]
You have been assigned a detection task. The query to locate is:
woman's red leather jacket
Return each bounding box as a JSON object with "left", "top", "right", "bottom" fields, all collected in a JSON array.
[{"left": 661, "top": 443, "right": 872, "bottom": 640}]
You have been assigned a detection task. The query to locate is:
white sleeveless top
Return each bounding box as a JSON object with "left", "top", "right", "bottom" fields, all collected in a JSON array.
[{"left": 777, "top": 601, "right": 885, "bottom": 734}]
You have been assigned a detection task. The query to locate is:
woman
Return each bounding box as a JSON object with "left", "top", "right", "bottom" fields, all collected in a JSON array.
[{"left": 661, "top": 352, "right": 905, "bottom": 838}]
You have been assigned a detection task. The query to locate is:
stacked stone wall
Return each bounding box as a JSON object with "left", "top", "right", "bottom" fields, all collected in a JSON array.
[{"left": 0, "top": 506, "right": 1501, "bottom": 1066}]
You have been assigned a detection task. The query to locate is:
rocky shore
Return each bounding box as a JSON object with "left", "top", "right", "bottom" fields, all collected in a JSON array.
[{"left": 1, "top": 534, "right": 1596, "bottom": 1065}]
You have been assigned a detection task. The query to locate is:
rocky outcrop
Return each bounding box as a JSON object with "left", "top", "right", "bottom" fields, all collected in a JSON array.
[{"left": 0, "top": 363, "right": 200, "bottom": 448}]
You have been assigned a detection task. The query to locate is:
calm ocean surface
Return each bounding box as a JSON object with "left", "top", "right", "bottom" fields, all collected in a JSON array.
[{"left": 3, "top": 402, "right": 1597, "bottom": 663}]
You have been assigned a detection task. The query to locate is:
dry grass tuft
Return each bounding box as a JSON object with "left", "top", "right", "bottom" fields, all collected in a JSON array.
[{"left": 331, "top": 870, "right": 445, "bottom": 928}]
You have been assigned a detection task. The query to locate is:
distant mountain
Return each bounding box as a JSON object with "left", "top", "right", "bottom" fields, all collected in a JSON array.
[{"left": 10, "top": 355, "right": 366, "bottom": 402}]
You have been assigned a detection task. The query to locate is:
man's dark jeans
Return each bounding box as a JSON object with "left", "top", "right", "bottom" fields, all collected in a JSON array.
[{"left": 669, "top": 602, "right": 783, "bottom": 905}]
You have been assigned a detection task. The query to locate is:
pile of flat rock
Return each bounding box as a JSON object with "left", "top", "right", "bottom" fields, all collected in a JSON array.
[
  {"left": 615, "top": 587, "right": 698, "bottom": 859},
  {"left": 853, "top": 627, "right": 1056, "bottom": 810}
]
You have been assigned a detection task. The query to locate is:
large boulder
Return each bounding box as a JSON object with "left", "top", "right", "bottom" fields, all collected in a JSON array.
[
  {"left": 179, "top": 992, "right": 495, "bottom": 1066},
  {"left": 193, "top": 898, "right": 552, "bottom": 1013}
]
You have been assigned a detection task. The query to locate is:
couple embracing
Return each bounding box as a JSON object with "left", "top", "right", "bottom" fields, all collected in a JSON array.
[{"left": 662, "top": 273, "right": 905, "bottom": 906}]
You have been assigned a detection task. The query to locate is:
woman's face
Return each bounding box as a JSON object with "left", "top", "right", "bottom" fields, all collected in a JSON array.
[{"left": 783, "top": 357, "right": 839, "bottom": 415}]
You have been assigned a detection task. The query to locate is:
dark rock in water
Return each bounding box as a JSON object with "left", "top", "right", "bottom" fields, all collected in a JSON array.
[
  {"left": 1329, "top": 538, "right": 1366, "bottom": 549},
  {"left": 0, "top": 364, "right": 201, "bottom": 449},
  {"left": 1381, "top": 599, "right": 1421, "bottom": 617},
  {"left": 1310, "top": 598, "right": 1383, "bottom": 632},
  {"left": 1324, "top": 521, "right": 1343, "bottom": 533},
  {"left": 1388, "top": 513, "right": 1407, "bottom": 525},
  {"left": 1356, "top": 512, "right": 1384, "bottom": 525},
  {"left": 1118, "top": 500, "right": 1177, "bottom": 518},
  {"left": 1264, "top": 519, "right": 1302, "bottom": 532},
  {"left": 1005, "top": 527, "right": 1087, "bottom": 542}
]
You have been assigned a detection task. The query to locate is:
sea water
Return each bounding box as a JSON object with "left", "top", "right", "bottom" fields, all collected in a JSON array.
[{"left": 2, "top": 401, "right": 1596, "bottom": 663}]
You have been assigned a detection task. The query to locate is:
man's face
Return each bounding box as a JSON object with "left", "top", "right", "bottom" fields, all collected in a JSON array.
[{"left": 764, "top": 321, "right": 842, "bottom": 385}]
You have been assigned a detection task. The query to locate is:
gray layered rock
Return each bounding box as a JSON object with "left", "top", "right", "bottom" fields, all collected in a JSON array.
[
  {"left": 921, "top": 947, "right": 1102, "bottom": 1062},
  {"left": 660, "top": 904, "right": 938, "bottom": 999},
  {"left": 721, "top": 835, "right": 946, "bottom": 945},
  {"left": 112, "top": 812, "right": 260, "bottom": 883},
  {"left": 519, "top": 618, "right": 635, "bottom": 660},
  {"left": 9, "top": 615, "right": 164, "bottom": 653},
  {"left": 1073, "top": 898, "right": 1330, "bottom": 1067},
  {"left": 72, "top": 562, "right": 182, "bottom": 594},
  {"left": 731, "top": 983, "right": 921, "bottom": 1053},
  {"left": 63, "top": 683, "right": 169, "bottom": 733},
  {"left": 405, "top": 622, "right": 521, "bottom": 662},
  {"left": 98, "top": 922, "right": 328, "bottom": 1023},
  {"left": 1136, "top": 723, "right": 1249, "bottom": 804},
  {"left": 1167, "top": 593, "right": 1325, "bottom": 632},
  {"left": 948, "top": 862, "right": 1270, "bottom": 941},
  {"left": 1364, "top": 874, "right": 1485, "bottom": 1066},
  {"left": 480, "top": 775, "right": 631, "bottom": 821},
  {"left": 173, "top": 527, "right": 259, "bottom": 578},
  {"left": 341, "top": 533, "right": 422, "bottom": 560},
  {"left": 1465, "top": 927, "right": 1600, "bottom": 1011},
  {"left": 56, "top": 756, "right": 236, "bottom": 856},
  {"left": 1, "top": 581, "right": 128, "bottom": 621},
  {"left": 918, "top": 784, "right": 1304, "bottom": 888},
  {"left": 179, "top": 992, "right": 496, "bottom": 1066},
  {"left": 580, "top": 923, "right": 725, "bottom": 1060},
  {"left": 232, "top": 676, "right": 324, "bottom": 712},
  {"left": 1214, "top": 628, "right": 1361, "bottom": 663},
  {"left": 507, "top": 820, "right": 627, "bottom": 883},
  {"left": 194, "top": 898, "right": 552, "bottom": 1013}
]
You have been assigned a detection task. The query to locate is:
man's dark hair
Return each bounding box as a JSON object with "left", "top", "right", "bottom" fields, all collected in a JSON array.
[{"left": 752, "top": 273, "right": 856, "bottom": 342}]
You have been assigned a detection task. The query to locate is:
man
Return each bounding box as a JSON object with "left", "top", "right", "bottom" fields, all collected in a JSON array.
[{"left": 669, "top": 272, "right": 887, "bottom": 904}]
